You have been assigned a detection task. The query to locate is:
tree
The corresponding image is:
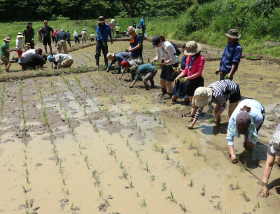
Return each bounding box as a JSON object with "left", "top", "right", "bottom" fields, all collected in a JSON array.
[{"left": 119, "top": 0, "right": 142, "bottom": 17}]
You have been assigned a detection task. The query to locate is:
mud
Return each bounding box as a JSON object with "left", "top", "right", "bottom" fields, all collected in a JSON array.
[{"left": 0, "top": 40, "right": 279, "bottom": 214}]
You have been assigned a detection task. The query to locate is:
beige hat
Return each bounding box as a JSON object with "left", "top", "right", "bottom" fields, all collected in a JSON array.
[
  {"left": 184, "top": 41, "right": 201, "bottom": 55},
  {"left": 225, "top": 29, "right": 241, "bottom": 39},
  {"left": 194, "top": 87, "right": 212, "bottom": 107},
  {"left": 44, "top": 20, "right": 48, "bottom": 23},
  {"left": 4, "top": 36, "right": 11, "bottom": 42},
  {"left": 17, "top": 32, "right": 23, "bottom": 38},
  {"left": 83, "top": 28, "right": 86, "bottom": 31},
  {"left": 127, "top": 26, "right": 135, "bottom": 34},
  {"left": 106, "top": 53, "right": 115, "bottom": 60}
]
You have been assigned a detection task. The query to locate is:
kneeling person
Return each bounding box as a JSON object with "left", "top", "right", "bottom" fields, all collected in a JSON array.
[
  {"left": 129, "top": 64, "right": 157, "bottom": 90},
  {"left": 21, "top": 54, "right": 47, "bottom": 70},
  {"left": 48, "top": 53, "right": 73, "bottom": 68}
]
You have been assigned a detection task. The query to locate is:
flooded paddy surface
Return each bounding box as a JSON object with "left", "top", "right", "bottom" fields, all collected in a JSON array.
[{"left": 0, "top": 41, "right": 280, "bottom": 213}]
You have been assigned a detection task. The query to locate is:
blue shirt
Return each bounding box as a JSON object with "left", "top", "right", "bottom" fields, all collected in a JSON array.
[
  {"left": 220, "top": 42, "right": 242, "bottom": 73},
  {"left": 226, "top": 99, "right": 264, "bottom": 146},
  {"left": 139, "top": 19, "right": 145, "bottom": 28},
  {"left": 130, "top": 34, "right": 143, "bottom": 58},
  {"left": 96, "top": 24, "right": 113, "bottom": 42},
  {"left": 135, "top": 64, "right": 155, "bottom": 81},
  {"left": 133, "top": 21, "right": 136, "bottom": 28},
  {"left": 108, "top": 52, "right": 131, "bottom": 68},
  {"left": 181, "top": 55, "right": 187, "bottom": 70}
]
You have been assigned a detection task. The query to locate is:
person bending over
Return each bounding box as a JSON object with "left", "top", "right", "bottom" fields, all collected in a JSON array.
[
  {"left": 129, "top": 64, "right": 157, "bottom": 90},
  {"left": 119, "top": 59, "right": 142, "bottom": 79},
  {"left": 21, "top": 54, "right": 47, "bottom": 70},
  {"left": 106, "top": 52, "right": 131, "bottom": 73},
  {"left": 47, "top": 54, "right": 73, "bottom": 69}
]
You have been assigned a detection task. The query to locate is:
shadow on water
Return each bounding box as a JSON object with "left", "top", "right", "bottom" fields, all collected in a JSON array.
[
  {"left": 199, "top": 123, "right": 227, "bottom": 136},
  {"left": 268, "top": 177, "right": 280, "bottom": 193}
]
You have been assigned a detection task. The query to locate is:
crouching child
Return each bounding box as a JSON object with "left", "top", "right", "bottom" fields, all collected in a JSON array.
[{"left": 129, "top": 64, "right": 157, "bottom": 90}]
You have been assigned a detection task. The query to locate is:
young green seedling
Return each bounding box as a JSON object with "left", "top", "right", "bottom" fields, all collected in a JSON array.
[
  {"left": 150, "top": 176, "right": 155, "bottom": 182},
  {"left": 128, "top": 180, "right": 133, "bottom": 188},
  {"left": 197, "top": 148, "right": 200, "bottom": 155},
  {"left": 21, "top": 184, "right": 26, "bottom": 193},
  {"left": 204, "top": 156, "right": 207, "bottom": 162},
  {"left": 98, "top": 190, "right": 103, "bottom": 197},
  {"left": 170, "top": 191, "right": 174, "bottom": 200},
  {"left": 162, "top": 182, "right": 166, "bottom": 191},
  {"left": 236, "top": 182, "right": 241, "bottom": 189},
  {"left": 165, "top": 152, "right": 170, "bottom": 160},
  {"left": 189, "top": 179, "right": 193, "bottom": 187},
  {"left": 183, "top": 139, "right": 186, "bottom": 144},
  {"left": 177, "top": 160, "right": 180, "bottom": 167},
  {"left": 63, "top": 178, "right": 66, "bottom": 185},
  {"left": 181, "top": 167, "right": 186, "bottom": 176},
  {"left": 257, "top": 199, "right": 260, "bottom": 208},
  {"left": 123, "top": 172, "right": 127, "bottom": 179},
  {"left": 242, "top": 191, "right": 247, "bottom": 198},
  {"left": 137, "top": 192, "right": 140, "bottom": 197},
  {"left": 244, "top": 162, "right": 247, "bottom": 170},
  {"left": 120, "top": 161, "right": 123, "bottom": 169},
  {"left": 145, "top": 162, "right": 149, "bottom": 171},
  {"left": 202, "top": 184, "right": 205, "bottom": 191},
  {"left": 104, "top": 198, "right": 110, "bottom": 206}
]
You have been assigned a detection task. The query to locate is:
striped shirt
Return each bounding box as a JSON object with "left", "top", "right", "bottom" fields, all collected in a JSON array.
[{"left": 194, "top": 80, "right": 240, "bottom": 119}]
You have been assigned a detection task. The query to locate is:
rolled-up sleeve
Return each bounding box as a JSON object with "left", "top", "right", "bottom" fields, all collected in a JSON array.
[
  {"left": 194, "top": 107, "right": 203, "bottom": 119},
  {"left": 226, "top": 116, "right": 235, "bottom": 145},
  {"left": 232, "top": 46, "right": 242, "bottom": 64}
]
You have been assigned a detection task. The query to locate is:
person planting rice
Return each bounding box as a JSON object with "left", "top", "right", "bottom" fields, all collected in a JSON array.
[
  {"left": 129, "top": 64, "right": 157, "bottom": 90},
  {"left": 106, "top": 52, "right": 131, "bottom": 73},
  {"left": 119, "top": 58, "right": 142, "bottom": 79},
  {"left": 20, "top": 48, "right": 42, "bottom": 61},
  {"left": 21, "top": 54, "right": 47, "bottom": 70},
  {"left": 260, "top": 124, "right": 280, "bottom": 197},
  {"left": 47, "top": 53, "right": 74, "bottom": 69},
  {"left": 126, "top": 26, "right": 143, "bottom": 63},
  {"left": 151, "top": 35, "right": 179, "bottom": 97},
  {"left": 226, "top": 99, "right": 265, "bottom": 163},
  {"left": 215, "top": 29, "right": 242, "bottom": 80},
  {"left": 189, "top": 80, "right": 241, "bottom": 129},
  {"left": 0, "top": 37, "right": 16, "bottom": 73},
  {"left": 172, "top": 41, "right": 204, "bottom": 107}
]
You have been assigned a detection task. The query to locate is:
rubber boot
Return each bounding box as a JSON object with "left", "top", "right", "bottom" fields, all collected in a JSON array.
[
  {"left": 96, "top": 58, "right": 99, "bottom": 67},
  {"left": 104, "top": 56, "right": 108, "bottom": 68},
  {"left": 150, "top": 79, "right": 155, "bottom": 88},
  {"left": 161, "top": 88, "right": 167, "bottom": 95},
  {"left": 45, "top": 48, "right": 48, "bottom": 54},
  {"left": 144, "top": 82, "right": 150, "bottom": 90}
]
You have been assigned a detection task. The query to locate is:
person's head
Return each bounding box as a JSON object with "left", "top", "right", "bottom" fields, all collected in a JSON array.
[
  {"left": 127, "top": 26, "right": 135, "bottom": 36},
  {"left": 25, "top": 44, "right": 31, "bottom": 50},
  {"left": 132, "top": 19, "right": 134, "bottom": 22},
  {"left": 42, "top": 55, "right": 47, "bottom": 64},
  {"left": 92, "top": 32, "right": 94, "bottom": 34},
  {"left": 194, "top": 87, "right": 212, "bottom": 108},
  {"left": 152, "top": 35, "right": 164, "bottom": 48},
  {"left": 60, "top": 29, "right": 64, "bottom": 32},
  {"left": 83, "top": 28, "right": 86, "bottom": 31},
  {"left": 67, "top": 31, "right": 69, "bottom": 33},
  {"left": 225, "top": 29, "right": 241, "bottom": 44},
  {"left": 184, "top": 41, "right": 201, "bottom": 57},
  {"left": 27, "top": 22, "right": 32, "bottom": 29},
  {"left": 268, "top": 131, "right": 280, "bottom": 156},
  {"left": 116, "top": 23, "right": 119, "bottom": 26},
  {"left": 3, "top": 37, "right": 11, "bottom": 43},
  {"left": 44, "top": 20, "right": 48, "bottom": 26},
  {"left": 36, "top": 48, "right": 43, "bottom": 55},
  {"left": 143, "top": 16, "right": 145, "bottom": 19},
  {"left": 130, "top": 65, "right": 138, "bottom": 74},
  {"left": 121, "top": 61, "right": 128, "bottom": 69},
  {"left": 98, "top": 16, "right": 106, "bottom": 25},
  {"left": 17, "top": 32, "right": 24, "bottom": 40},
  {"left": 54, "top": 29, "right": 57, "bottom": 32},
  {"left": 111, "top": 19, "right": 115, "bottom": 23},
  {"left": 235, "top": 111, "right": 251, "bottom": 135},
  {"left": 106, "top": 53, "right": 115, "bottom": 61}
]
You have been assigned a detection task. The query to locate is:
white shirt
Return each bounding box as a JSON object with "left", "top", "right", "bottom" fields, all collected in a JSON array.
[
  {"left": 16, "top": 38, "right": 24, "bottom": 49},
  {"left": 54, "top": 54, "right": 73, "bottom": 63},
  {"left": 21, "top": 49, "right": 36, "bottom": 58},
  {"left": 156, "top": 41, "right": 178, "bottom": 65},
  {"left": 90, "top": 34, "right": 95, "bottom": 38}
]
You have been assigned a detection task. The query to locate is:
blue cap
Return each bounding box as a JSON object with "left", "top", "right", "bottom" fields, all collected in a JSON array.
[
  {"left": 117, "top": 23, "right": 119, "bottom": 26},
  {"left": 47, "top": 55, "right": 52, "bottom": 62}
]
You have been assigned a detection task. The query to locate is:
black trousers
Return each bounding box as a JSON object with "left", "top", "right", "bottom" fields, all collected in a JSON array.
[
  {"left": 141, "top": 27, "right": 145, "bottom": 39},
  {"left": 95, "top": 40, "right": 108, "bottom": 59},
  {"left": 25, "top": 40, "right": 34, "bottom": 49}
]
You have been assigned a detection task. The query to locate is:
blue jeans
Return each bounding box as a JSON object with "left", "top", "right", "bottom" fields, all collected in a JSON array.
[{"left": 173, "top": 81, "right": 189, "bottom": 99}]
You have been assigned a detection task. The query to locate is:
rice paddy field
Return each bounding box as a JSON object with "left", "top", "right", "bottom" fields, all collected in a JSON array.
[{"left": 0, "top": 40, "right": 280, "bottom": 214}]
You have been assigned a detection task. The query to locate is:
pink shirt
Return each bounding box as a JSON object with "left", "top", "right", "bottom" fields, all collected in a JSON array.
[
  {"left": 81, "top": 31, "right": 87, "bottom": 38},
  {"left": 182, "top": 55, "right": 205, "bottom": 80}
]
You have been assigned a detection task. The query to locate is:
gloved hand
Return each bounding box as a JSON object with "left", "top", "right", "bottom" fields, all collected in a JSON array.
[{"left": 103, "top": 42, "right": 106, "bottom": 47}]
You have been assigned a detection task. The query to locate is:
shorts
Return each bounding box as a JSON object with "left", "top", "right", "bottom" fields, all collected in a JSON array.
[
  {"left": 0, "top": 55, "right": 9, "bottom": 66},
  {"left": 229, "top": 89, "right": 241, "bottom": 103},
  {"left": 43, "top": 36, "right": 51, "bottom": 45},
  {"left": 160, "top": 63, "right": 178, "bottom": 81},
  {"left": 116, "top": 31, "right": 119, "bottom": 34},
  {"left": 144, "top": 68, "right": 157, "bottom": 81},
  {"left": 185, "top": 76, "right": 204, "bottom": 96}
]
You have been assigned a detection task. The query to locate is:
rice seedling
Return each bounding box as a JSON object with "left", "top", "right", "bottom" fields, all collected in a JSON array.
[
  {"left": 165, "top": 152, "right": 169, "bottom": 160},
  {"left": 128, "top": 180, "right": 133, "bottom": 187},
  {"left": 126, "top": 139, "right": 129, "bottom": 146},
  {"left": 177, "top": 160, "right": 180, "bottom": 167},
  {"left": 24, "top": 161, "right": 27, "bottom": 166},
  {"left": 114, "top": 155, "right": 117, "bottom": 161},
  {"left": 98, "top": 190, "right": 103, "bottom": 197},
  {"left": 120, "top": 161, "right": 123, "bottom": 169},
  {"left": 197, "top": 148, "right": 200, "bottom": 155},
  {"left": 257, "top": 199, "right": 260, "bottom": 208},
  {"left": 95, "top": 179, "right": 100, "bottom": 187},
  {"left": 177, "top": 134, "right": 179, "bottom": 138},
  {"left": 25, "top": 169, "right": 29, "bottom": 175},
  {"left": 190, "top": 142, "right": 193, "bottom": 149},
  {"left": 136, "top": 150, "right": 139, "bottom": 158},
  {"left": 104, "top": 198, "right": 110, "bottom": 206},
  {"left": 139, "top": 199, "right": 147, "bottom": 207},
  {"left": 150, "top": 176, "right": 155, "bottom": 182},
  {"left": 139, "top": 125, "right": 141, "bottom": 131},
  {"left": 236, "top": 182, "right": 241, "bottom": 189},
  {"left": 227, "top": 175, "right": 232, "bottom": 179},
  {"left": 130, "top": 146, "right": 132, "bottom": 151},
  {"left": 120, "top": 134, "right": 123, "bottom": 138},
  {"left": 26, "top": 175, "right": 29, "bottom": 183},
  {"left": 170, "top": 191, "right": 174, "bottom": 200},
  {"left": 168, "top": 128, "right": 171, "bottom": 133},
  {"left": 71, "top": 203, "right": 74, "bottom": 210},
  {"left": 154, "top": 144, "right": 158, "bottom": 150},
  {"left": 242, "top": 191, "right": 247, "bottom": 198},
  {"left": 60, "top": 168, "right": 63, "bottom": 175},
  {"left": 161, "top": 147, "right": 164, "bottom": 153},
  {"left": 163, "top": 121, "right": 166, "bottom": 127},
  {"left": 202, "top": 184, "right": 205, "bottom": 191},
  {"left": 63, "top": 178, "right": 66, "bottom": 185},
  {"left": 145, "top": 162, "right": 149, "bottom": 171},
  {"left": 144, "top": 132, "right": 146, "bottom": 136},
  {"left": 183, "top": 139, "right": 186, "bottom": 144},
  {"left": 87, "top": 162, "right": 90, "bottom": 169},
  {"left": 21, "top": 184, "right": 26, "bottom": 193},
  {"left": 181, "top": 167, "right": 186, "bottom": 176},
  {"left": 123, "top": 172, "right": 127, "bottom": 179},
  {"left": 244, "top": 162, "right": 247, "bottom": 170},
  {"left": 179, "top": 203, "right": 187, "bottom": 212},
  {"left": 92, "top": 170, "right": 96, "bottom": 177},
  {"left": 162, "top": 182, "right": 166, "bottom": 191},
  {"left": 194, "top": 130, "right": 197, "bottom": 134},
  {"left": 189, "top": 179, "right": 193, "bottom": 187},
  {"left": 84, "top": 155, "right": 88, "bottom": 162}
]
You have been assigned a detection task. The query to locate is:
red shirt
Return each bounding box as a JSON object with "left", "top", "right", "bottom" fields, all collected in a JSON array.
[{"left": 182, "top": 55, "right": 205, "bottom": 80}]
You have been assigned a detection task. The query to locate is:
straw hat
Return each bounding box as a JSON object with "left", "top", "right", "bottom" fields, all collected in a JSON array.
[
  {"left": 194, "top": 87, "right": 212, "bottom": 107},
  {"left": 4, "top": 37, "right": 11, "bottom": 42},
  {"left": 106, "top": 53, "right": 115, "bottom": 60},
  {"left": 184, "top": 41, "right": 201, "bottom": 55},
  {"left": 17, "top": 32, "right": 24, "bottom": 39},
  {"left": 225, "top": 29, "right": 241, "bottom": 39}
]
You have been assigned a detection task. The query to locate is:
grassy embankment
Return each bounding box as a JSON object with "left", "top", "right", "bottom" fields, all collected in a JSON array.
[{"left": 1, "top": 0, "right": 280, "bottom": 57}]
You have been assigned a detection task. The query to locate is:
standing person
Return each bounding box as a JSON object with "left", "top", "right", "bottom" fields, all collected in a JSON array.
[
  {"left": 47, "top": 53, "right": 73, "bottom": 68},
  {"left": 52, "top": 29, "right": 57, "bottom": 43},
  {"left": 127, "top": 26, "right": 143, "bottom": 63},
  {"left": 215, "top": 29, "right": 242, "bottom": 80},
  {"left": 66, "top": 31, "right": 71, "bottom": 48},
  {"left": 106, "top": 52, "right": 131, "bottom": 73},
  {"left": 81, "top": 28, "right": 87, "bottom": 43},
  {"left": 23, "top": 22, "right": 35, "bottom": 49},
  {"left": 226, "top": 99, "right": 265, "bottom": 163},
  {"left": 260, "top": 125, "right": 280, "bottom": 197},
  {"left": 151, "top": 35, "right": 179, "bottom": 96},
  {"left": 95, "top": 16, "right": 113, "bottom": 67},
  {"left": 37, "top": 28, "right": 42, "bottom": 42},
  {"left": 129, "top": 64, "right": 157, "bottom": 90},
  {"left": 73, "top": 30, "right": 80, "bottom": 43},
  {"left": 132, "top": 19, "right": 136, "bottom": 29},
  {"left": 139, "top": 16, "right": 146, "bottom": 39},
  {"left": 0, "top": 37, "right": 15, "bottom": 72},
  {"left": 56, "top": 29, "right": 68, "bottom": 54},
  {"left": 41, "top": 20, "right": 54, "bottom": 54},
  {"left": 115, "top": 24, "right": 120, "bottom": 35},
  {"left": 16, "top": 33, "right": 26, "bottom": 58},
  {"left": 90, "top": 32, "right": 95, "bottom": 41},
  {"left": 109, "top": 19, "right": 115, "bottom": 37},
  {"left": 189, "top": 80, "right": 241, "bottom": 129},
  {"left": 21, "top": 54, "right": 47, "bottom": 70}
]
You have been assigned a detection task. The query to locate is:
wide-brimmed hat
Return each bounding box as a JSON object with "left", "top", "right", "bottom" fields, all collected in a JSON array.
[
  {"left": 225, "top": 29, "right": 241, "bottom": 39},
  {"left": 4, "top": 37, "right": 11, "bottom": 42},
  {"left": 44, "top": 20, "right": 48, "bottom": 23},
  {"left": 98, "top": 16, "right": 106, "bottom": 24},
  {"left": 194, "top": 87, "right": 212, "bottom": 107},
  {"left": 268, "top": 131, "right": 280, "bottom": 156},
  {"left": 17, "top": 32, "right": 24, "bottom": 38},
  {"left": 83, "top": 28, "right": 86, "bottom": 31},
  {"left": 127, "top": 26, "right": 135, "bottom": 34},
  {"left": 106, "top": 53, "right": 114, "bottom": 60},
  {"left": 236, "top": 112, "right": 251, "bottom": 134},
  {"left": 27, "top": 22, "right": 32, "bottom": 26},
  {"left": 111, "top": 19, "right": 115, "bottom": 22},
  {"left": 152, "top": 35, "right": 161, "bottom": 48},
  {"left": 184, "top": 41, "right": 201, "bottom": 55}
]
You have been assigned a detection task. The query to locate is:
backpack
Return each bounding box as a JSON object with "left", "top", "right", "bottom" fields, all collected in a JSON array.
[{"left": 171, "top": 42, "right": 181, "bottom": 56}]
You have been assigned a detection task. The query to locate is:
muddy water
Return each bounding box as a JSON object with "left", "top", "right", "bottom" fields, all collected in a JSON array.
[{"left": 0, "top": 41, "right": 279, "bottom": 213}]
